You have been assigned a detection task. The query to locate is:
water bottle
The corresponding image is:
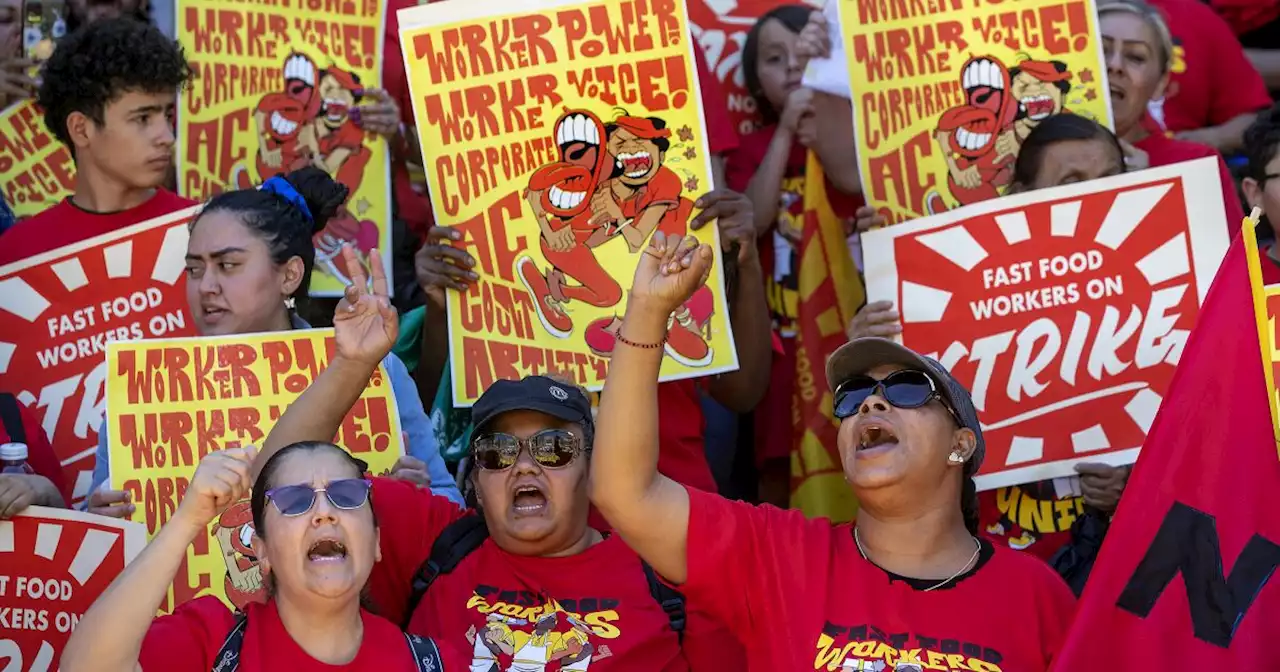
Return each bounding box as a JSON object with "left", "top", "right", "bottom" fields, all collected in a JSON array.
[{"left": 0, "top": 442, "right": 34, "bottom": 474}]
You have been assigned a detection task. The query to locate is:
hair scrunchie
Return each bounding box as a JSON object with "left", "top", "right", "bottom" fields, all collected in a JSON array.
[{"left": 260, "top": 176, "right": 314, "bottom": 224}]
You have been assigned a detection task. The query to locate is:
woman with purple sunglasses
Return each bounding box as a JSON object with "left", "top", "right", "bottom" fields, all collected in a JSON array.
[{"left": 62, "top": 442, "right": 459, "bottom": 671}]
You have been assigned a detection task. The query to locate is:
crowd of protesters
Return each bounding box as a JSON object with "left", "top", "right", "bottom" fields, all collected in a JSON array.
[{"left": 1, "top": 0, "right": 1279, "bottom": 669}]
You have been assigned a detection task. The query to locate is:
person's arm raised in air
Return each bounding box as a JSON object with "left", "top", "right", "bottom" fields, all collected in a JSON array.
[
  {"left": 257, "top": 245, "right": 398, "bottom": 477},
  {"left": 590, "top": 233, "right": 715, "bottom": 584},
  {"left": 60, "top": 447, "right": 256, "bottom": 672}
]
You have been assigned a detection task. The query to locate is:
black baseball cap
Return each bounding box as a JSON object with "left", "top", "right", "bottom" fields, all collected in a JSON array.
[
  {"left": 826, "top": 337, "right": 986, "bottom": 470},
  {"left": 470, "top": 375, "right": 594, "bottom": 435}
]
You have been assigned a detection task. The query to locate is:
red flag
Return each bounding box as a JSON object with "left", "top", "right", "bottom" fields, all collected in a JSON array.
[{"left": 1050, "top": 232, "right": 1280, "bottom": 667}]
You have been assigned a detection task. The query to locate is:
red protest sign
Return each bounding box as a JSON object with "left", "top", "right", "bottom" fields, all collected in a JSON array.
[
  {"left": 0, "top": 506, "right": 145, "bottom": 670},
  {"left": 0, "top": 207, "right": 200, "bottom": 502},
  {"left": 863, "top": 157, "right": 1230, "bottom": 489}
]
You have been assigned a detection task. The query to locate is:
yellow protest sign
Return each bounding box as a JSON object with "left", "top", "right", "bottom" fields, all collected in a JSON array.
[
  {"left": 105, "top": 329, "right": 403, "bottom": 613},
  {"left": 836, "top": 0, "right": 1113, "bottom": 223},
  {"left": 400, "top": 0, "right": 738, "bottom": 406},
  {"left": 176, "top": 0, "right": 392, "bottom": 296},
  {"left": 1243, "top": 207, "right": 1280, "bottom": 457},
  {"left": 0, "top": 100, "right": 76, "bottom": 218}
]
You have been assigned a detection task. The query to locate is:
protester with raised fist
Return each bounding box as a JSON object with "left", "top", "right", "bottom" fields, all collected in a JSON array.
[
  {"left": 62, "top": 442, "right": 456, "bottom": 671},
  {"left": 589, "top": 231, "right": 1075, "bottom": 669}
]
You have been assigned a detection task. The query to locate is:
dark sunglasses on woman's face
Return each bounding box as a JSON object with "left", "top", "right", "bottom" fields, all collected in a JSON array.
[
  {"left": 265, "top": 478, "right": 373, "bottom": 517},
  {"left": 833, "top": 370, "right": 950, "bottom": 420},
  {"left": 472, "top": 428, "right": 585, "bottom": 471}
]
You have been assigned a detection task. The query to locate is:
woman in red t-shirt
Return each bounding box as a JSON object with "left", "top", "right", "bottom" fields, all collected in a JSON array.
[
  {"left": 254, "top": 247, "right": 745, "bottom": 671},
  {"left": 591, "top": 235, "right": 1076, "bottom": 671},
  {"left": 1100, "top": 0, "right": 1245, "bottom": 232},
  {"left": 61, "top": 442, "right": 451, "bottom": 671}
]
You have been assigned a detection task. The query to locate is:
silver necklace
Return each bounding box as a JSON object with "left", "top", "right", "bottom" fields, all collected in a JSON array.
[{"left": 853, "top": 528, "right": 982, "bottom": 592}]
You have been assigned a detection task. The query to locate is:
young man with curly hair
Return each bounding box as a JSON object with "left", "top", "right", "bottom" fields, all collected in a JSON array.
[{"left": 0, "top": 17, "right": 194, "bottom": 265}]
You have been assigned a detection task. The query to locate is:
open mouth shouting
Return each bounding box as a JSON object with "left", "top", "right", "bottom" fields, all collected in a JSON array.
[
  {"left": 322, "top": 98, "right": 349, "bottom": 122},
  {"left": 307, "top": 537, "right": 348, "bottom": 564},
  {"left": 547, "top": 185, "right": 586, "bottom": 210},
  {"left": 270, "top": 111, "right": 299, "bottom": 137},
  {"left": 954, "top": 127, "right": 992, "bottom": 152},
  {"left": 962, "top": 58, "right": 1005, "bottom": 109},
  {"left": 511, "top": 482, "right": 549, "bottom": 517},
  {"left": 1019, "top": 94, "right": 1056, "bottom": 120},
  {"left": 616, "top": 151, "right": 653, "bottom": 178},
  {"left": 856, "top": 421, "right": 901, "bottom": 456}
]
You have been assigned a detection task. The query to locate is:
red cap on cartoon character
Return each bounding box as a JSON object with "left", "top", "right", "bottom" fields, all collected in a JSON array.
[
  {"left": 937, "top": 56, "right": 1019, "bottom": 159},
  {"left": 612, "top": 116, "right": 672, "bottom": 140},
  {"left": 528, "top": 109, "right": 610, "bottom": 219}
]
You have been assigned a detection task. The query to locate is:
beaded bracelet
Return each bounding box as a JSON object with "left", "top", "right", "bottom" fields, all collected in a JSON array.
[{"left": 616, "top": 331, "right": 666, "bottom": 349}]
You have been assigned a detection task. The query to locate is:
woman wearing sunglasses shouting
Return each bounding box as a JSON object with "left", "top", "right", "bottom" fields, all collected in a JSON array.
[
  {"left": 61, "top": 441, "right": 457, "bottom": 671},
  {"left": 590, "top": 233, "right": 1076, "bottom": 671},
  {"left": 253, "top": 248, "right": 742, "bottom": 671}
]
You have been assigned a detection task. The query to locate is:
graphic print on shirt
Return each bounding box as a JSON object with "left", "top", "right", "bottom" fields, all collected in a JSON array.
[
  {"left": 985, "top": 481, "right": 1084, "bottom": 552},
  {"left": 230, "top": 52, "right": 379, "bottom": 286},
  {"left": 815, "top": 623, "right": 1007, "bottom": 672},
  {"left": 463, "top": 586, "right": 625, "bottom": 671},
  {"left": 518, "top": 109, "right": 715, "bottom": 368},
  {"left": 928, "top": 56, "right": 1074, "bottom": 215},
  {"left": 767, "top": 175, "right": 804, "bottom": 336}
]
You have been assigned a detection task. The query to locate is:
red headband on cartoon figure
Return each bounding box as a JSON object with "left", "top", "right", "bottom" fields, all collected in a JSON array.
[
  {"left": 324, "top": 67, "right": 362, "bottom": 91},
  {"left": 614, "top": 116, "right": 671, "bottom": 139},
  {"left": 1017, "top": 60, "right": 1072, "bottom": 83}
]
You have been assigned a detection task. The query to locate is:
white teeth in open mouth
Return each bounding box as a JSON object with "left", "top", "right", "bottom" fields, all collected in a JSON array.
[
  {"left": 270, "top": 112, "right": 298, "bottom": 136},
  {"left": 963, "top": 58, "right": 1004, "bottom": 91},
  {"left": 308, "top": 539, "right": 347, "bottom": 561},
  {"left": 548, "top": 185, "right": 586, "bottom": 209},
  {"left": 857, "top": 425, "right": 899, "bottom": 451},
  {"left": 284, "top": 55, "right": 315, "bottom": 84},
  {"left": 556, "top": 113, "right": 600, "bottom": 146},
  {"left": 513, "top": 486, "right": 547, "bottom": 512},
  {"left": 1019, "top": 94, "right": 1056, "bottom": 119},
  {"left": 955, "top": 127, "right": 991, "bottom": 151},
  {"left": 616, "top": 151, "right": 652, "bottom": 178}
]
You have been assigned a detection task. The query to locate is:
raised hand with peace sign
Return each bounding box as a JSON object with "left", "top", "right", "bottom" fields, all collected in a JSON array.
[{"left": 333, "top": 243, "right": 398, "bottom": 366}]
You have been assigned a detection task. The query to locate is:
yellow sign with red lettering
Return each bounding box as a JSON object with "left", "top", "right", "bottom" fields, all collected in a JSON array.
[
  {"left": 175, "top": 0, "right": 392, "bottom": 296},
  {"left": 836, "top": 0, "right": 1113, "bottom": 223},
  {"left": 1243, "top": 208, "right": 1280, "bottom": 458},
  {"left": 105, "top": 329, "right": 402, "bottom": 613},
  {"left": 0, "top": 100, "right": 76, "bottom": 218},
  {"left": 400, "top": 0, "right": 738, "bottom": 406}
]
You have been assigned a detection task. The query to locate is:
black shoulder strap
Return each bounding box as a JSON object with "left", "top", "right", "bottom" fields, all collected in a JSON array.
[
  {"left": 403, "top": 633, "right": 445, "bottom": 672},
  {"left": 211, "top": 611, "right": 249, "bottom": 672},
  {"left": 404, "top": 514, "right": 489, "bottom": 629},
  {"left": 641, "top": 561, "right": 686, "bottom": 644},
  {"left": 0, "top": 393, "right": 27, "bottom": 444}
]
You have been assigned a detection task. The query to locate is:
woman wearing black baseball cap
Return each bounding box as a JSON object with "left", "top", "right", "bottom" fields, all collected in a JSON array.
[{"left": 592, "top": 234, "right": 1075, "bottom": 670}]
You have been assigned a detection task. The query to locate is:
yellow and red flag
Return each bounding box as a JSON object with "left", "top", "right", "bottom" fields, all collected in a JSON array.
[{"left": 789, "top": 152, "right": 863, "bottom": 522}]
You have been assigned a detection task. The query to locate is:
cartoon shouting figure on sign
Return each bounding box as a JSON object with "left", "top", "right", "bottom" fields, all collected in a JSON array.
[
  {"left": 233, "top": 52, "right": 379, "bottom": 286},
  {"left": 928, "top": 55, "right": 1073, "bottom": 215},
  {"left": 214, "top": 500, "right": 267, "bottom": 609},
  {"left": 517, "top": 110, "right": 712, "bottom": 367}
]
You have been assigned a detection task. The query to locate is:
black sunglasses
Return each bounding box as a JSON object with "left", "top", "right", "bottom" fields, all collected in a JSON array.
[
  {"left": 472, "top": 429, "right": 586, "bottom": 471},
  {"left": 833, "top": 370, "right": 954, "bottom": 420},
  {"left": 264, "top": 478, "right": 373, "bottom": 517}
]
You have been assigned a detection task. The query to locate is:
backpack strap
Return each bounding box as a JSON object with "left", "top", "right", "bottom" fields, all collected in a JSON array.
[
  {"left": 211, "top": 611, "right": 249, "bottom": 672},
  {"left": 641, "top": 561, "right": 686, "bottom": 644},
  {"left": 0, "top": 393, "right": 27, "bottom": 444},
  {"left": 403, "top": 514, "right": 489, "bottom": 629},
  {"left": 403, "top": 633, "right": 445, "bottom": 672}
]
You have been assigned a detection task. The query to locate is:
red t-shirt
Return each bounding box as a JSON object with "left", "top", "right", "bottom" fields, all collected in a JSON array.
[
  {"left": 1135, "top": 132, "right": 1245, "bottom": 233},
  {"left": 684, "top": 488, "right": 1076, "bottom": 670},
  {"left": 1263, "top": 248, "right": 1280, "bottom": 284},
  {"left": 979, "top": 481, "right": 1084, "bottom": 561},
  {"left": 138, "top": 596, "right": 446, "bottom": 671},
  {"left": 1211, "top": 0, "right": 1280, "bottom": 36},
  {"left": 1148, "top": 0, "right": 1272, "bottom": 132},
  {"left": 656, "top": 380, "right": 715, "bottom": 493},
  {"left": 0, "top": 393, "right": 69, "bottom": 502},
  {"left": 0, "top": 189, "right": 196, "bottom": 266},
  {"left": 692, "top": 46, "right": 738, "bottom": 157},
  {"left": 368, "top": 478, "right": 741, "bottom": 671}
]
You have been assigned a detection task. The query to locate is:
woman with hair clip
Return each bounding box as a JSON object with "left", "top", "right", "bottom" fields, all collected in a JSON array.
[
  {"left": 61, "top": 441, "right": 458, "bottom": 670},
  {"left": 82, "top": 166, "right": 462, "bottom": 524},
  {"left": 589, "top": 233, "right": 1076, "bottom": 670}
]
